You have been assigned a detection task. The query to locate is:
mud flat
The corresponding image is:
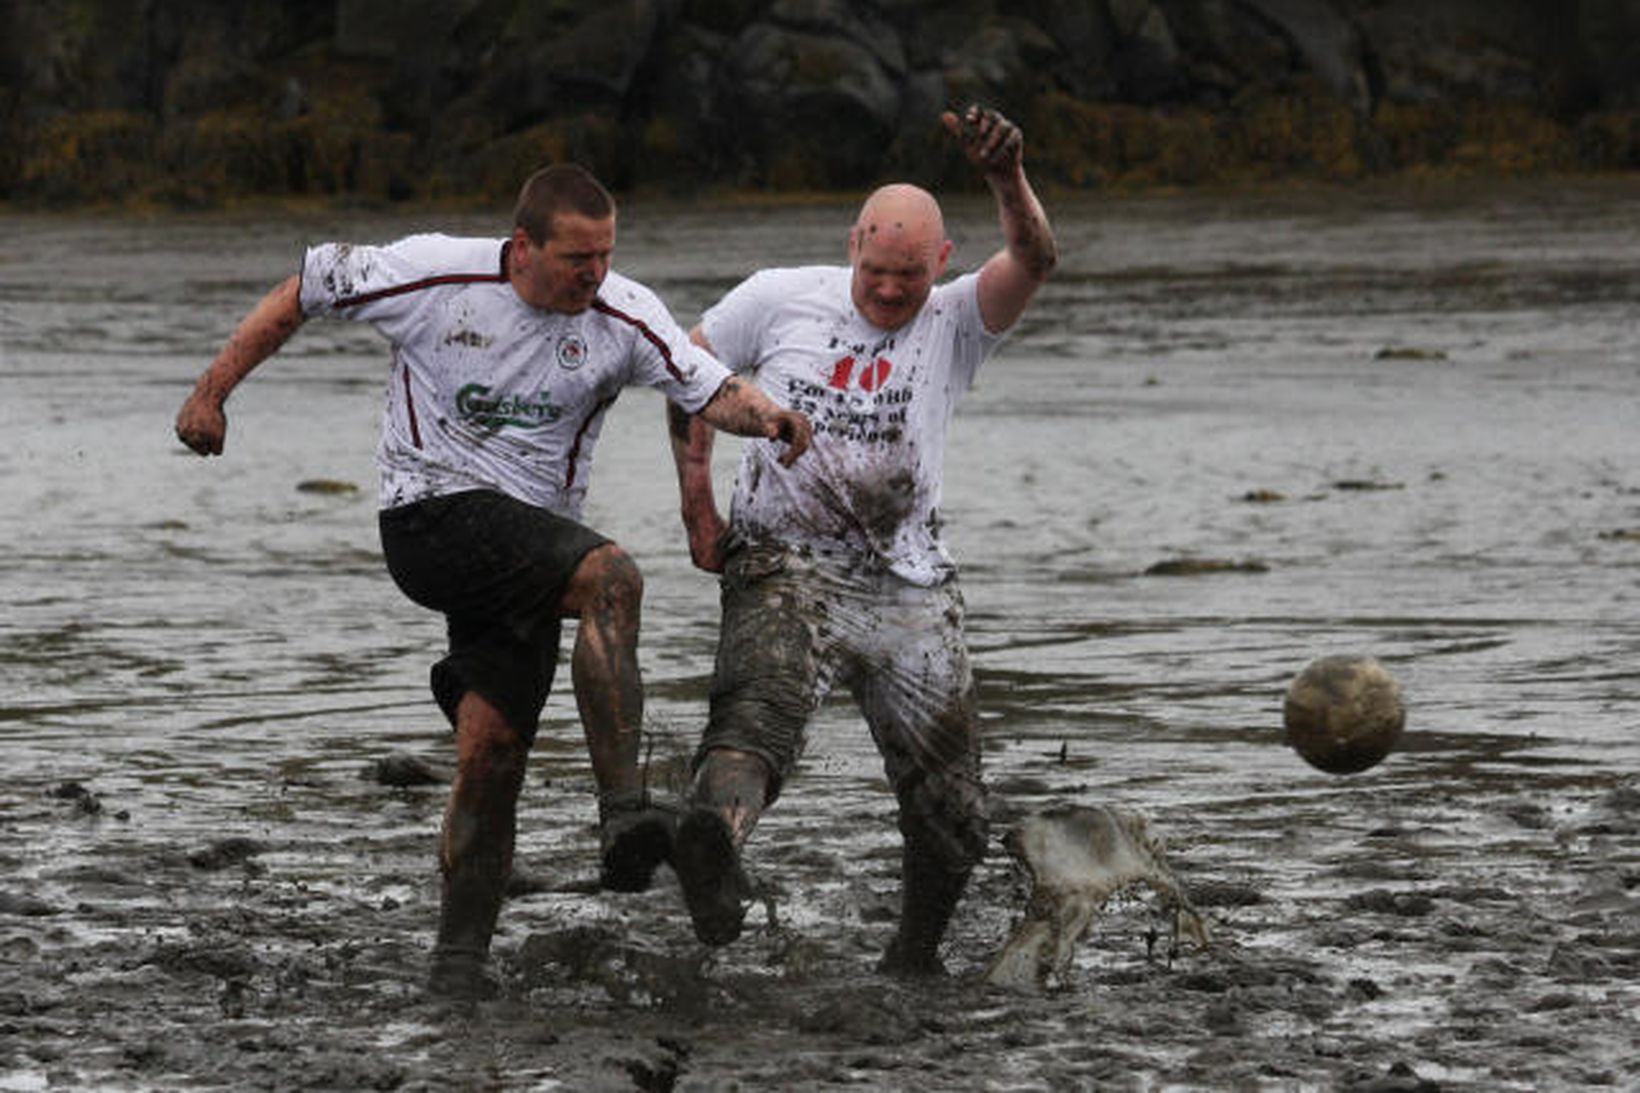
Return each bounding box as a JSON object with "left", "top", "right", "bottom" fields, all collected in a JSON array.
[{"left": 3, "top": 179, "right": 1639, "bottom": 1088}]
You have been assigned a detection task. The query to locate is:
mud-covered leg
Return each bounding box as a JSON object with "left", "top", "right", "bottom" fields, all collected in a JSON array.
[
  {"left": 880, "top": 766, "right": 990, "bottom": 978},
  {"left": 674, "top": 748, "right": 768, "bottom": 945},
  {"left": 429, "top": 692, "right": 530, "bottom": 999},
  {"left": 882, "top": 836, "right": 973, "bottom": 976},
  {"left": 563, "top": 543, "right": 677, "bottom": 893}
]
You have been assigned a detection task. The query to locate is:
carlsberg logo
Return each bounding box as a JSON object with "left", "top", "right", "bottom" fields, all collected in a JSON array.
[{"left": 456, "top": 383, "right": 564, "bottom": 430}]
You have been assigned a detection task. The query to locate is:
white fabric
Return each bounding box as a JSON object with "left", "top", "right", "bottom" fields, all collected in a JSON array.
[
  {"left": 700, "top": 265, "right": 1003, "bottom": 585},
  {"left": 299, "top": 233, "right": 730, "bottom": 517}
]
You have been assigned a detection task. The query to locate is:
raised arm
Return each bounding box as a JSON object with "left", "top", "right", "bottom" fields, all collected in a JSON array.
[
  {"left": 175, "top": 274, "right": 306, "bottom": 455},
  {"left": 940, "top": 105, "right": 1058, "bottom": 335}
]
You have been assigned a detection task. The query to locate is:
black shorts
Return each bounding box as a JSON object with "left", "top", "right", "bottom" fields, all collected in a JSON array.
[{"left": 378, "top": 489, "right": 609, "bottom": 743}]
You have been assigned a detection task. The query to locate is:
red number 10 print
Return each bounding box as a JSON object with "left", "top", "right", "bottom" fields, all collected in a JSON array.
[{"left": 827, "top": 355, "right": 893, "bottom": 392}]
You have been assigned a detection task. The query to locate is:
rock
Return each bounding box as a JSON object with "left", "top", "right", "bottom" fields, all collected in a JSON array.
[
  {"left": 0, "top": 891, "right": 60, "bottom": 917},
  {"left": 1242, "top": 0, "right": 1375, "bottom": 113},
  {"left": 362, "top": 752, "right": 450, "bottom": 787},
  {"left": 8, "top": 0, "right": 1640, "bottom": 201},
  {"left": 294, "top": 479, "right": 360, "bottom": 495},
  {"left": 1144, "top": 557, "right": 1270, "bottom": 576},
  {"left": 725, "top": 19, "right": 904, "bottom": 186},
  {"left": 187, "top": 837, "right": 267, "bottom": 871}
]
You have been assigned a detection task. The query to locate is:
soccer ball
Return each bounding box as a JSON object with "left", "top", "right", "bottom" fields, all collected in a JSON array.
[{"left": 1283, "top": 655, "right": 1405, "bottom": 774}]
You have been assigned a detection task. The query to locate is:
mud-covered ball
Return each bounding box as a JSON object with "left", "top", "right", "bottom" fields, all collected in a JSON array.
[{"left": 1283, "top": 655, "right": 1405, "bottom": 774}]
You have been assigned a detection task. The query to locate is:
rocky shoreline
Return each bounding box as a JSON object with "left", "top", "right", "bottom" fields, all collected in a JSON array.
[{"left": 5, "top": 0, "right": 1640, "bottom": 207}]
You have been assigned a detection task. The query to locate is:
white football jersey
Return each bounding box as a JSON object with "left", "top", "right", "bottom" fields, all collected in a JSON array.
[
  {"left": 700, "top": 266, "right": 1003, "bottom": 586},
  {"left": 299, "top": 233, "right": 730, "bottom": 517}
]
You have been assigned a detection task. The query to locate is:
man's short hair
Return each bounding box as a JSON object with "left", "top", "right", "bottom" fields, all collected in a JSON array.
[{"left": 513, "top": 164, "right": 615, "bottom": 244}]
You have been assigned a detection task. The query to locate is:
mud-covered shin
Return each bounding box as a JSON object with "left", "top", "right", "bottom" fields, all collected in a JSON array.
[
  {"left": 428, "top": 716, "right": 530, "bottom": 998},
  {"left": 881, "top": 839, "right": 973, "bottom": 976}
]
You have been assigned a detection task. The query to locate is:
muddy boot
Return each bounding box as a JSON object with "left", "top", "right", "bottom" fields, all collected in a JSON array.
[
  {"left": 427, "top": 869, "right": 505, "bottom": 1000},
  {"left": 672, "top": 808, "right": 751, "bottom": 945},
  {"left": 427, "top": 944, "right": 500, "bottom": 1001},
  {"left": 879, "top": 847, "right": 971, "bottom": 979},
  {"left": 427, "top": 800, "right": 511, "bottom": 999},
  {"left": 598, "top": 791, "right": 681, "bottom": 893}
]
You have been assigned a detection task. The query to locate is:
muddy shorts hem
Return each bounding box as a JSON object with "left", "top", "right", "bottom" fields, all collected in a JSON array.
[{"left": 378, "top": 489, "right": 609, "bottom": 742}]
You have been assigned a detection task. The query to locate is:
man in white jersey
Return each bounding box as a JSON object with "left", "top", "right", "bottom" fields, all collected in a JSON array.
[
  {"left": 665, "top": 107, "right": 1056, "bottom": 975},
  {"left": 175, "top": 164, "right": 812, "bottom": 998}
]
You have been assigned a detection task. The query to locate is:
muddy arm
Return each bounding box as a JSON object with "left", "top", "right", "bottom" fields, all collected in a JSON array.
[
  {"left": 175, "top": 274, "right": 305, "bottom": 456},
  {"left": 667, "top": 388, "right": 729, "bottom": 573},
  {"left": 940, "top": 106, "right": 1057, "bottom": 335}
]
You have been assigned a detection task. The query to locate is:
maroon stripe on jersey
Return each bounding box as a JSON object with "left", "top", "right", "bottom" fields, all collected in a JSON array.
[
  {"left": 401, "top": 366, "right": 423, "bottom": 448},
  {"left": 564, "top": 394, "right": 618, "bottom": 492},
  {"left": 591, "top": 298, "right": 686, "bottom": 382},
  {"left": 336, "top": 269, "right": 506, "bottom": 309}
]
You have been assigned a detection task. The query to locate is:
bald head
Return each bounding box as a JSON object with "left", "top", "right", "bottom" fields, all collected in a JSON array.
[
  {"left": 853, "top": 184, "right": 945, "bottom": 248},
  {"left": 849, "top": 184, "right": 952, "bottom": 330}
]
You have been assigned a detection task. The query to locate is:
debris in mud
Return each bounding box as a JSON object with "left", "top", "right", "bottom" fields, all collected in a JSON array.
[
  {"left": 1241, "top": 488, "right": 1286, "bottom": 503},
  {"left": 986, "top": 804, "right": 1209, "bottom": 991},
  {"left": 187, "top": 836, "right": 268, "bottom": 871},
  {"left": 0, "top": 891, "right": 59, "bottom": 917},
  {"left": 294, "top": 478, "right": 360, "bottom": 495},
  {"left": 362, "top": 751, "right": 451, "bottom": 787},
  {"left": 1331, "top": 479, "right": 1405, "bottom": 492},
  {"left": 516, "top": 925, "right": 710, "bottom": 1009},
  {"left": 47, "top": 780, "right": 103, "bottom": 817},
  {"left": 1374, "top": 346, "right": 1448, "bottom": 361},
  {"left": 1597, "top": 527, "right": 1640, "bottom": 542},
  {"left": 1143, "top": 557, "right": 1269, "bottom": 577},
  {"left": 1345, "top": 889, "right": 1436, "bottom": 917}
]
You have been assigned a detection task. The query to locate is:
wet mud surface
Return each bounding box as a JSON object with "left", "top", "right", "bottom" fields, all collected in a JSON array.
[{"left": 3, "top": 180, "right": 1639, "bottom": 1089}]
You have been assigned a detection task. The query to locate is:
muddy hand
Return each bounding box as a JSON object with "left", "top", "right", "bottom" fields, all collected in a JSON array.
[
  {"left": 174, "top": 394, "right": 227, "bottom": 456},
  {"left": 941, "top": 104, "right": 1025, "bottom": 175},
  {"left": 769, "top": 409, "right": 813, "bottom": 467}
]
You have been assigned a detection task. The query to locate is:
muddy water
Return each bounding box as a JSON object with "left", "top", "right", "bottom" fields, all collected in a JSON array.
[{"left": 2, "top": 179, "right": 1637, "bottom": 1090}]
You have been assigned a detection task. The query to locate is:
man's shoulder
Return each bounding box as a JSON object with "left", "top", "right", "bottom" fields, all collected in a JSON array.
[
  {"left": 747, "top": 265, "right": 846, "bottom": 290},
  {"left": 724, "top": 265, "right": 848, "bottom": 310},
  {"left": 592, "top": 270, "right": 672, "bottom": 322},
  {"left": 388, "top": 233, "right": 506, "bottom": 273}
]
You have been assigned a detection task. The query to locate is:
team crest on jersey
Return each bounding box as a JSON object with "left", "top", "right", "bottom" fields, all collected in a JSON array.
[{"left": 556, "top": 334, "right": 588, "bottom": 370}]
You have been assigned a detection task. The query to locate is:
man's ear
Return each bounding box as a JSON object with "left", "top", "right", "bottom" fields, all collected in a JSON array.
[{"left": 936, "top": 238, "right": 954, "bottom": 278}]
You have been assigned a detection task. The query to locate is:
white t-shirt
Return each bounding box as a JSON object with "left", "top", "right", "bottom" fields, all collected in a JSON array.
[
  {"left": 299, "top": 233, "right": 730, "bottom": 518},
  {"left": 700, "top": 265, "right": 1003, "bottom": 586}
]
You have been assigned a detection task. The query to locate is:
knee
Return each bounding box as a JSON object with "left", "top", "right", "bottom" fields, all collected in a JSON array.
[
  {"left": 571, "top": 543, "right": 644, "bottom": 617},
  {"left": 898, "top": 773, "right": 990, "bottom": 871},
  {"left": 455, "top": 695, "right": 530, "bottom": 780}
]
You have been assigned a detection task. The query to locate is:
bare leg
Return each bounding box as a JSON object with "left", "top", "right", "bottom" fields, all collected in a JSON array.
[
  {"left": 430, "top": 691, "right": 529, "bottom": 997},
  {"left": 562, "top": 543, "right": 645, "bottom": 797},
  {"left": 560, "top": 543, "right": 676, "bottom": 891}
]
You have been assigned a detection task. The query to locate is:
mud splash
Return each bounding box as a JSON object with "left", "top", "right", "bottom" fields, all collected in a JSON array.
[{"left": 986, "top": 805, "right": 1209, "bottom": 991}]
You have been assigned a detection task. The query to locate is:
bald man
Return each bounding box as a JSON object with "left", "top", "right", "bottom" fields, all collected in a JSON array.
[{"left": 664, "top": 106, "right": 1057, "bottom": 975}]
